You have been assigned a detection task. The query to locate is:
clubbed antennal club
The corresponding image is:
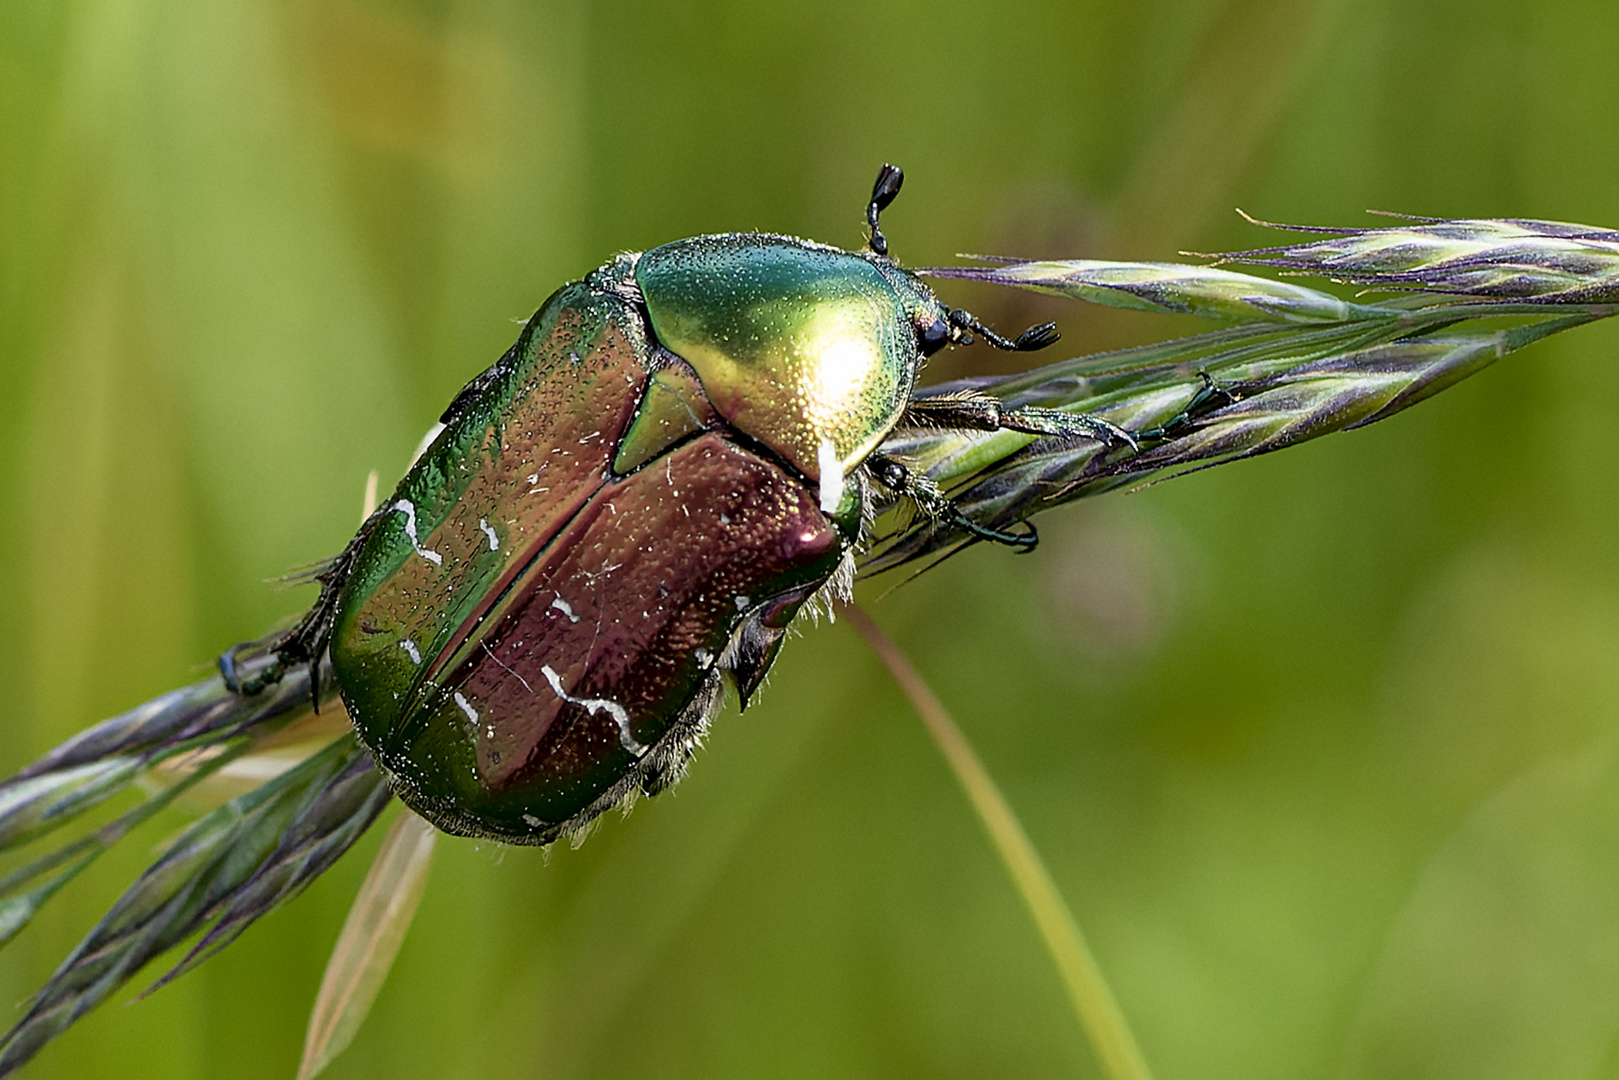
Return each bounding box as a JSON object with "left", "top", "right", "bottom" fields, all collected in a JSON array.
[
  {"left": 863, "top": 163, "right": 1061, "bottom": 354},
  {"left": 867, "top": 164, "right": 904, "bottom": 257}
]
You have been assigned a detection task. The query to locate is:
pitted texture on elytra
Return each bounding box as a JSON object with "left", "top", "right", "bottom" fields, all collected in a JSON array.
[
  {"left": 331, "top": 272, "right": 850, "bottom": 841},
  {"left": 371, "top": 433, "right": 842, "bottom": 836},
  {"left": 331, "top": 284, "right": 655, "bottom": 808}
]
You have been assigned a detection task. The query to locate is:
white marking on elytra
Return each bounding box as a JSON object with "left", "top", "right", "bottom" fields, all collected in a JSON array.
[
  {"left": 734, "top": 595, "right": 751, "bottom": 612},
  {"left": 817, "top": 437, "right": 844, "bottom": 513},
  {"left": 392, "top": 500, "right": 443, "bottom": 565},
  {"left": 694, "top": 647, "right": 713, "bottom": 668},
  {"left": 549, "top": 596, "right": 580, "bottom": 623},
  {"left": 522, "top": 814, "right": 544, "bottom": 828},
  {"left": 478, "top": 518, "right": 500, "bottom": 551},
  {"left": 540, "top": 665, "right": 646, "bottom": 756},
  {"left": 452, "top": 691, "right": 479, "bottom": 728},
  {"left": 399, "top": 639, "right": 422, "bottom": 665}
]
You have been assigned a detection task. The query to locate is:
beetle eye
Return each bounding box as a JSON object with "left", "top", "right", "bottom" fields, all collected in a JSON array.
[{"left": 917, "top": 316, "right": 951, "bottom": 356}]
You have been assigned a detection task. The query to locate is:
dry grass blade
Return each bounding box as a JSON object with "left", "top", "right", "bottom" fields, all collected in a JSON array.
[
  {"left": 298, "top": 811, "right": 437, "bottom": 1080},
  {"left": 147, "top": 706, "right": 358, "bottom": 810}
]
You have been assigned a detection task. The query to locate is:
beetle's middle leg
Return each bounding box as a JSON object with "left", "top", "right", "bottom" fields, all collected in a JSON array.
[
  {"left": 903, "top": 390, "right": 1139, "bottom": 452},
  {"left": 866, "top": 451, "right": 1039, "bottom": 551}
]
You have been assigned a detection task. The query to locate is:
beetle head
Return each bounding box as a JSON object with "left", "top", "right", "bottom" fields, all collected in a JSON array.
[{"left": 865, "top": 164, "right": 1059, "bottom": 358}]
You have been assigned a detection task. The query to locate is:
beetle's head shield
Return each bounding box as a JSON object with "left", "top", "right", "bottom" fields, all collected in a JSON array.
[{"left": 635, "top": 234, "right": 944, "bottom": 507}]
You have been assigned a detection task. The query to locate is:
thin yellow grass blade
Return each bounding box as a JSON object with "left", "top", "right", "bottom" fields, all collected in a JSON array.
[
  {"left": 842, "top": 603, "right": 1154, "bottom": 1080},
  {"left": 361, "top": 469, "right": 380, "bottom": 522},
  {"left": 296, "top": 810, "right": 437, "bottom": 1080}
]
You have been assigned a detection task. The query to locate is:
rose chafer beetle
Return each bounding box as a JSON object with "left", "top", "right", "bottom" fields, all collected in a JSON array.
[
  {"left": 11, "top": 164, "right": 1585, "bottom": 1080},
  {"left": 227, "top": 165, "right": 1134, "bottom": 845}
]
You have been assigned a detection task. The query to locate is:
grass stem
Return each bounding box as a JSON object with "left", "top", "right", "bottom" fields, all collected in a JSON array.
[{"left": 842, "top": 602, "right": 1154, "bottom": 1080}]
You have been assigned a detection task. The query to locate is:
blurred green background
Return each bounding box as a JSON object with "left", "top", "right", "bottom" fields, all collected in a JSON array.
[{"left": 6, "top": 1, "right": 1619, "bottom": 1077}]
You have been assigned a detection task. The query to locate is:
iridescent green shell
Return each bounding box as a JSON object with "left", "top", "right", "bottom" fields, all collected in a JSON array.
[
  {"left": 330, "top": 272, "right": 848, "bottom": 843},
  {"left": 636, "top": 234, "right": 942, "bottom": 513}
]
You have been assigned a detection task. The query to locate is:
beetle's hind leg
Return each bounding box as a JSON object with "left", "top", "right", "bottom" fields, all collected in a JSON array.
[
  {"left": 1134, "top": 371, "right": 1240, "bottom": 442},
  {"left": 903, "top": 390, "right": 1139, "bottom": 452},
  {"left": 866, "top": 451, "right": 1039, "bottom": 551}
]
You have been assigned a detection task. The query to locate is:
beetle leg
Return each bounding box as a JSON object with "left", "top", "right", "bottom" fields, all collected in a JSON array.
[
  {"left": 222, "top": 507, "right": 384, "bottom": 705},
  {"left": 953, "top": 515, "right": 1039, "bottom": 550},
  {"left": 218, "top": 642, "right": 286, "bottom": 697},
  {"left": 1134, "top": 370, "right": 1241, "bottom": 441},
  {"left": 903, "top": 391, "right": 1139, "bottom": 451},
  {"left": 866, "top": 451, "right": 1040, "bottom": 551}
]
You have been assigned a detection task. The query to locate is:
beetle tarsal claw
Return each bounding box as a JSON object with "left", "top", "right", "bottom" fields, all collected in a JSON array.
[{"left": 217, "top": 643, "right": 285, "bottom": 697}]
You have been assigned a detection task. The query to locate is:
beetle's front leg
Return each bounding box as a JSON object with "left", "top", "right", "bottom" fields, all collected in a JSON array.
[
  {"left": 866, "top": 451, "right": 1039, "bottom": 551},
  {"left": 903, "top": 391, "right": 1139, "bottom": 452}
]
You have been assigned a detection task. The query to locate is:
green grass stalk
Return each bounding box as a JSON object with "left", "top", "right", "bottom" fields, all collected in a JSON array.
[{"left": 841, "top": 602, "right": 1154, "bottom": 1080}]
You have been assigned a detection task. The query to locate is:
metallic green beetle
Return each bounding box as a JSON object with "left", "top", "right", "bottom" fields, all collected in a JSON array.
[{"left": 246, "top": 166, "right": 1132, "bottom": 844}]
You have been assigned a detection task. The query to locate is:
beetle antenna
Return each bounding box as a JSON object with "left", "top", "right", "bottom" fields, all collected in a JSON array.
[
  {"left": 946, "top": 309, "right": 1061, "bottom": 352},
  {"left": 866, "top": 164, "right": 904, "bottom": 257}
]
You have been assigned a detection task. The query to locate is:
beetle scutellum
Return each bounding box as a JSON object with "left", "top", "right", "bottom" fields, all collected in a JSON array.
[{"left": 225, "top": 165, "right": 1137, "bottom": 845}]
